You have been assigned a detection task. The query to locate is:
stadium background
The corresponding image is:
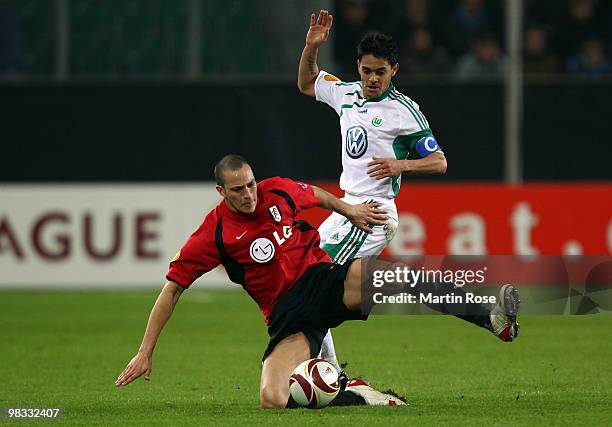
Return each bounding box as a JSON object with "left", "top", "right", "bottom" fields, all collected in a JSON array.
[{"left": 1, "top": 0, "right": 611, "bottom": 424}]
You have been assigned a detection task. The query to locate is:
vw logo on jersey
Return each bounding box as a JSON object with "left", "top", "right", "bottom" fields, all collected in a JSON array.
[
  {"left": 345, "top": 125, "right": 369, "bottom": 159},
  {"left": 249, "top": 238, "right": 275, "bottom": 263}
]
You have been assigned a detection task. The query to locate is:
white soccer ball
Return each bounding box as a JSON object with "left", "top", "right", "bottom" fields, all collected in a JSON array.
[{"left": 289, "top": 358, "right": 340, "bottom": 409}]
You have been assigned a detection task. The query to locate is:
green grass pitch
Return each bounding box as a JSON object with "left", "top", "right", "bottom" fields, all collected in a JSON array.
[{"left": 1, "top": 290, "right": 611, "bottom": 425}]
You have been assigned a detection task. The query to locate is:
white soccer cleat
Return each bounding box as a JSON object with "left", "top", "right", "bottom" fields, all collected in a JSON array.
[
  {"left": 345, "top": 378, "right": 407, "bottom": 406},
  {"left": 489, "top": 284, "right": 521, "bottom": 342}
]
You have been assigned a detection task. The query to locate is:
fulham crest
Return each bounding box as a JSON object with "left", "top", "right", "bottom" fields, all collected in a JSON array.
[{"left": 269, "top": 205, "right": 282, "bottom": 222}]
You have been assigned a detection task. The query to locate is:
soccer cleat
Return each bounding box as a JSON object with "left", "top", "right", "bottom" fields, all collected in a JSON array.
[
  {"left": 345, "top": 378, "right": 407, "bottom": 406},
  {"left": 489, "top": 284, "right": 521, "bottom": 342}
]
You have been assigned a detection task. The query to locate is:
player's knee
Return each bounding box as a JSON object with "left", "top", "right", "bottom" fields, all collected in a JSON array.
[{"left": 259, "top": 385, "right": 288, "bottom": 409}]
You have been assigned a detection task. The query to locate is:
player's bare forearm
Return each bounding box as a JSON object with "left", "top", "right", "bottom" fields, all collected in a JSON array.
[
  {"left": 402, "top": 152, "right": 447, "bottom": 175},
  {"left": 115, "top": 281, "right": 184, "bottom": 386},
  {"left": 297, "top": 45, "right": 319, "bottom": 96},
  {"left": 138, "top": 281, "right": 184, "bottom": 356},
  {"left": 298, "top": 10, "right": 332, "bottom": 96},
  {"left": 312, "top": 186, "right": 387, "bottom": 233},
  {"left": 367, "top": 153, "right": 447, "bottom": 180},
  {"left": 312, "top": 185, "right": 351, "bottom": 215}
]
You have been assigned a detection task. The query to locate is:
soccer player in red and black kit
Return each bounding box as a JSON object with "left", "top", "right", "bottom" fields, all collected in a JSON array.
[{"left": 115, "top": 155, "right": 520, "bottom": 408}]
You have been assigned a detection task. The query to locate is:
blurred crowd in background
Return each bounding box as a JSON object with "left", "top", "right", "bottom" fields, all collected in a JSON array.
[
  {"left": 1, "top": 0, "right": 611, "bottom": 79},
  {"left": 336, "top": 0, "right": 612, "bottom": 79}
]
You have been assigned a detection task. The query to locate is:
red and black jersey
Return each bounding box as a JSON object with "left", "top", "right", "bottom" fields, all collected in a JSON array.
[{"left": 166, "top": 177, "right": 331, "bottom": 321}]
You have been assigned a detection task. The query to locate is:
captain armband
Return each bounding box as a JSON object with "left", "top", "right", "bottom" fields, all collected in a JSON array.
[{"left": 415, "top": 135, "right": 443, "bottom": 157}]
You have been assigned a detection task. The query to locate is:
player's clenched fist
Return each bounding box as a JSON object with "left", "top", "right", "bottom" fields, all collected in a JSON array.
[
  {"left": 305, "top": 9, "right": 333, "bottom": 48},
  {"left": 115, "top": 353, "right": 152, "bottom": 386}
]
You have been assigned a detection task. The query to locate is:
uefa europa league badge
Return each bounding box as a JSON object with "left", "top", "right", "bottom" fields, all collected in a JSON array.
[{"left": 269, "top": 205, "right": 282, "bottom": 222}]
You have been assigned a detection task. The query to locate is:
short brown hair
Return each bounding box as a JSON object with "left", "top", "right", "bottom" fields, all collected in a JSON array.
[{"left": 214, "top": 154, "right": 249, "bottom": 185}]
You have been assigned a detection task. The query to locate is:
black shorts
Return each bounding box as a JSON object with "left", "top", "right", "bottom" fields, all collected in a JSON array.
[{"left": 262, "top": 260, "right": 367, "bottom": 362}]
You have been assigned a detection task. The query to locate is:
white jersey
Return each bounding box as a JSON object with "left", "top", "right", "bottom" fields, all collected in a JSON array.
[{"left": 315, "top": 70, "right": 436, "bottom": 198}]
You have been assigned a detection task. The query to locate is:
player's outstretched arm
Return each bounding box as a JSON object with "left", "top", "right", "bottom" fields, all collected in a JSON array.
[
  {"left": 312, "top": 185, "right": 387, "bottom": 234},
  {"left": 115, "top": 281, "right": 184, "bottom": 386},
  {"left": 297, "top": 9, "right": 333, "bottom": 97}
]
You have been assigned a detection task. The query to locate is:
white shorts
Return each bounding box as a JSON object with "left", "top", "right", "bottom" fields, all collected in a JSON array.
[{"left": 318, "top": 193, "right": 398, "bottom": 264}]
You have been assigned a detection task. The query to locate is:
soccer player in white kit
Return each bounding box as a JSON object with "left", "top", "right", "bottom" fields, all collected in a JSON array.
[{"left": 297, "top": 10, "right": 448, "bottom": 372}]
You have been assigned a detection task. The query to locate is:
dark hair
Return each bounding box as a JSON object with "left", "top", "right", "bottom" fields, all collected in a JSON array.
[
  {"left": 357, "top": 32, "right": 399, "bottom": 65},
  {"left": 214, "top": 154, "right": 249, "bottom": 185}
]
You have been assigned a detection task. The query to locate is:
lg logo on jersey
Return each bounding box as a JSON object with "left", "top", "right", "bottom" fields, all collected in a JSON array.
[
  {"left": 345, "top": 126, "right": 368, "bottom": 159},
  {"left": 250, "top": 238, "right": 275, "bottom": 263},
  {"left": 249, "top": 226, "right": 294, "bottom": 263}
]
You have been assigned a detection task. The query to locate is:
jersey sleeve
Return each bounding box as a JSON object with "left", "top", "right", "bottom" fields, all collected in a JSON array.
[
  {"left": 272, "top": 177, "right": 321, "bottom": 213},
  {"left": 166, "top": 214, "right": 220, "bottom": 289},
  {"left": 314, "top": 70, "right": 346, "bottom": 115},
  {"left": 393, "top": 100, "right": 443, "bottom": 159}
]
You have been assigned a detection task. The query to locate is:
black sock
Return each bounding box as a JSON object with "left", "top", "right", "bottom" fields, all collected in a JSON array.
[
  {"left": 286, "top": 395, "right": 300, "bottom": 409},
  {"left": 413, "top": 280, "right": 491, "bottom": 329},
  {"left": 329, "top": 390, "right": 367, "bottom": 406},
  {"left": 286, "top": 391, "right": 366, "bottom": 408}
]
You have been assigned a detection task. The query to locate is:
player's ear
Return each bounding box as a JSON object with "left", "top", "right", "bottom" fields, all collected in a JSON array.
[
  {"left": 391, "top": 62, "right": 399, "bottom": 76},
  {"left": 216, "top": 184, "right": 226, "bottom": 198}
]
